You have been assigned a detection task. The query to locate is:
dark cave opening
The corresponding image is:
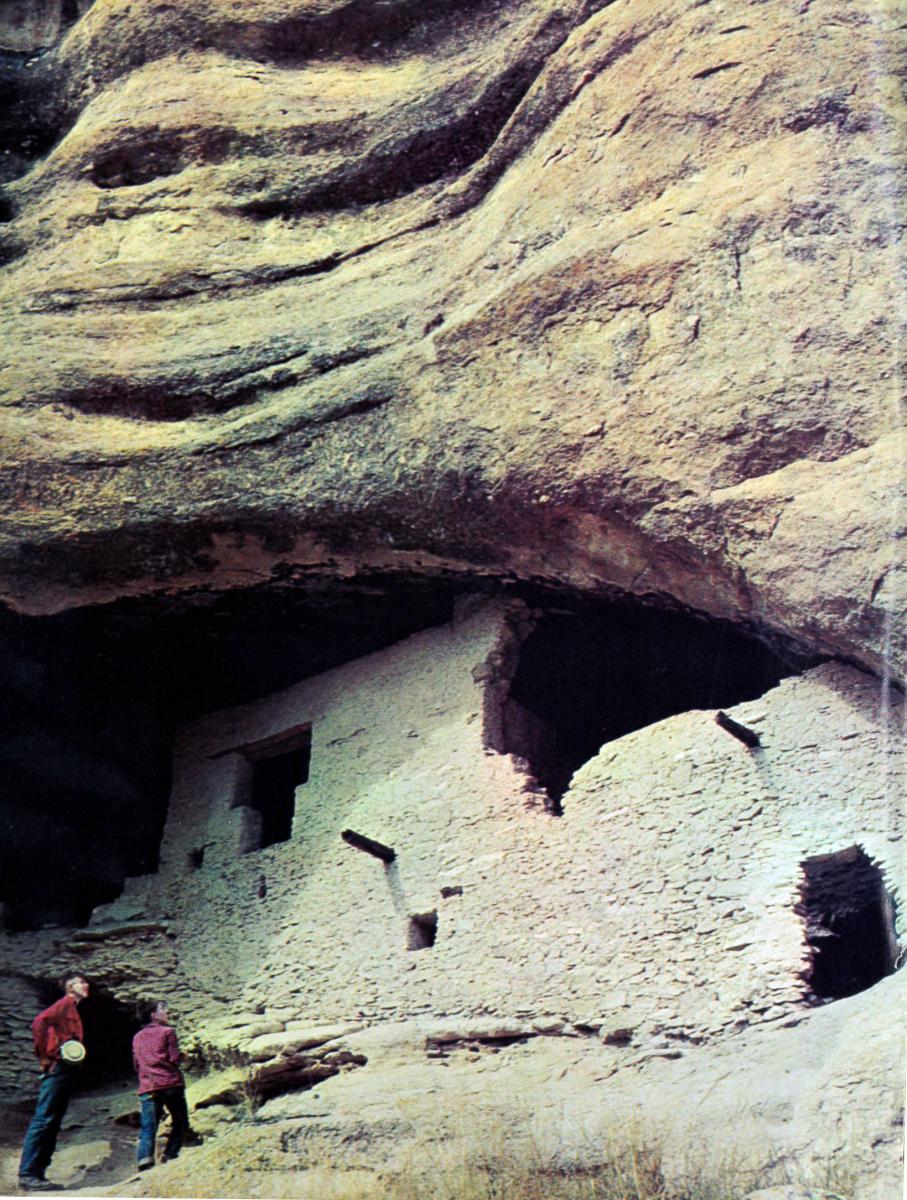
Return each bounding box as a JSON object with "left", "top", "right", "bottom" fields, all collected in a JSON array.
[
  {"left": 797, "top": 845, "right": 899, "bottom": 1002},
  {"left": 26, "top": 979, "right": 141, "bottom": 1089},
  {"left": 61, "top": 0, "right": 85, "bottom": 28},
  {"left": 78, "top": 986, "right": 143, "bottom": 1087},
  {"left": 499, "top": 605, "right": 803, "bottom": 807},
  {"left": 0, "top": 618, "right": 172, "bottom": 932}
]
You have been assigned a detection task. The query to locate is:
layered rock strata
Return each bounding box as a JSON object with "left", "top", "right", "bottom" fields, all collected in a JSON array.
[
  {"left": 0, "top": 2, "right": 904, "bottom": 1196},
  {"left": 0, "top": 0, "right": 904, "bottom": 682}
]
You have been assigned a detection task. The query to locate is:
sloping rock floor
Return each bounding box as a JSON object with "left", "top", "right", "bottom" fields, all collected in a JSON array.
[{"left": 0, "top": 970, "right": 902, "bottom": 1200}]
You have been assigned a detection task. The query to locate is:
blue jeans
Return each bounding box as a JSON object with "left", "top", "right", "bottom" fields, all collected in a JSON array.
[
  {"left": 138, "top": 1086, "right": 189, "bottom": 1163},
  {"left": 18, "top": 1063, "right": 75, "bottom": 1180}
]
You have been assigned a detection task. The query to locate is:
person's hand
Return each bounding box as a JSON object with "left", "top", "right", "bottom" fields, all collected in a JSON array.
[{"left": 39, "top": 1056, "right": 53, "bottom": 1072}]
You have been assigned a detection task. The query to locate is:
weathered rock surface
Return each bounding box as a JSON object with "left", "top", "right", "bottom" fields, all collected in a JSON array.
[
  {"left": 0, "top": 1, "right": 87, "bottom": 54},
  {"left": 0, "top": 0, "right": 904, "bottom": 681},
  {"left": 0, "top": 4, "right": 905, "bottom": 1198}
]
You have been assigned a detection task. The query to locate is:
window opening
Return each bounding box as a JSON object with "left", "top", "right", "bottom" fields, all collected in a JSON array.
[
  {"left": 188, "top": 847, "right": 205, "bottom": 870},
  {"left": 407, "top": 911, "right": 438, "bottom": 950},
  {"left": 797, "top": 845, "right": 898, "bottom": 1002},
  {"left": 236, "top": 726, "right": 312, "bottom": 853}
]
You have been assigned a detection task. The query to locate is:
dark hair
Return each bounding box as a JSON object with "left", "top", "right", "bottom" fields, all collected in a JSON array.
[
  {"left": 61, "top": 974, "right": 87, "bottom": 992},
  {"left": 141, "top": 999, "right": 167, "bottom": 1024}
]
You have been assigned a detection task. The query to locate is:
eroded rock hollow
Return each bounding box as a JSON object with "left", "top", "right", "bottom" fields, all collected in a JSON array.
[{"left": 0, "top": 0, "right": 904, "bottom": 1196}]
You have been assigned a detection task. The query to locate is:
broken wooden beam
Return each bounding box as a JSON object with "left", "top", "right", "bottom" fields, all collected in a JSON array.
[
  {"left": 341, "top": 829, "right": 396, "bottom": 863},
  {"left": 715, "top": 710, "right": 761, "bottom": 749}
]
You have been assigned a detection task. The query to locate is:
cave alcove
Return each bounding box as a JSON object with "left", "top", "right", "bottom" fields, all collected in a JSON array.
[
  {"left": 0, "top": 579, "right": 817, "bottom": 927},
  {"left": 0, "top": 580, "right": 457, "bottom": 930},
  {"left": 498, "top": 602, "right": 808, "bottom": 808}
]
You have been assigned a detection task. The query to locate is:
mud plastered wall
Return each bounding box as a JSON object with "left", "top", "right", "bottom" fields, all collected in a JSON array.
[
  {"left": 128, "top": 599, "right": 523, "bottom": 1030},
  {"left": 560, "top": 662, "right": 904, "bottom": 1040},
  {"left": 0, "top": 600, "right": 901, "bottom": 1097}
]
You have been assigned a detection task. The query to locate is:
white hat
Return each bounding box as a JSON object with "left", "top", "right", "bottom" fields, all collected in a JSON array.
[{"left": 60, "top": 1040, "right": 86, "bottom": 1064}]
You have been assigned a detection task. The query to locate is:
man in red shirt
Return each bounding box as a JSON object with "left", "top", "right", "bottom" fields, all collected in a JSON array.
[
  {"left": 18, "top": 974, "right": 90, "bottom": 1191},
  {"left": 132, "top": 1000, "right": 189, "bottom": 1170}
]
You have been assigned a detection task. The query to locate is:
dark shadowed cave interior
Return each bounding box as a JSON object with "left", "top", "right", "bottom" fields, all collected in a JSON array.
[
  {"left": 19, "top": 975, "right": 142, "bottom": 1092},
  {"left": 798, "top": 845, "right": 900, "bottom": 1002},
  {"left": 499, "top": 606, "right": 798, "bottom": 805}
]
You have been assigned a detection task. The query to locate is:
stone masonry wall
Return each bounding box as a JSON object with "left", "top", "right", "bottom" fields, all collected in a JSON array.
[
  {"left": 0, "top": 600, "right": 902, "bottom": 1097},
  {"left": 0, "top": 936, "right": 58, "bottom": 1103}
]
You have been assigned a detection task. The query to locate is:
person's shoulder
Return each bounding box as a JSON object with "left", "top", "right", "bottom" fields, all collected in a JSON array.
[{"left": 37, "top": 994, "right": 69, "bottom": 1019}]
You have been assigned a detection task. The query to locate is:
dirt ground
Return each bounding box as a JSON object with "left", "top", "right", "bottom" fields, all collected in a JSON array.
[
  {"left": 0, "top": 1082, "right": 381, "bottom": 1200},
  {"left": 0, "top": 1081, "right": 173, "bottom": 1198}
]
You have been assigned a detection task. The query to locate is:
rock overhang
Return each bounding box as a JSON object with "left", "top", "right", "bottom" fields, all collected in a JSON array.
[
  {"left": 0, "top": 2, "right": 904, "bottom": 1190},
  {"left": 0, "top": 0, "right": 904, "bottom": 947},
  {"left": 0, "top": 0, "right": 902, "bottom": 682}
]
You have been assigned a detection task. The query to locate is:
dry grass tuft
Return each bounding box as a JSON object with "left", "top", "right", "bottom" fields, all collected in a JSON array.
[
  {"left": 385, "top": 1146, "right": 756, "bottom": 1200},
  {"left": 380, "top": 1126, "right": 857, "bottom": 1200},
  {"left": 121, "top": 1107, "right": 857, "bottom": 1200}
]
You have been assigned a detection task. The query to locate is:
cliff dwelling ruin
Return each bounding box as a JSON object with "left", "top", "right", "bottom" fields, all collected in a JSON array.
[
  {"left": 0, "top": 586, "right": 804, "bottom": 930},
  {"left": 0, "top": 0, "right": 904, "bottom": 1194},
  {"left": 1, "top": 593, "right": 901, "bottom": 1089},
  {"left": 0, "top": 584, "right": 904, "bottom": 1198}
]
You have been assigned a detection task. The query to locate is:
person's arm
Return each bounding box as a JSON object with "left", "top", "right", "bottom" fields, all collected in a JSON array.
[
  {"left": 132, "top": 1033, "right": 141, "bottom": 1077},
  {"left": 166, "top": 1028, "right": 184, "bottom": 1066},
  {"left": 32, "top": 999, "right": 60, "bottom": 1070}
]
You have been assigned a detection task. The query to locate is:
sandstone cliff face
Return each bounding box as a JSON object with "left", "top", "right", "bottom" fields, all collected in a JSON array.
[
  {"left": 0, "top": 0, "right": 904, "bottom": 681},
  {"left": 0, "top": 6, "right": 905, "bottom": 1195}
]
